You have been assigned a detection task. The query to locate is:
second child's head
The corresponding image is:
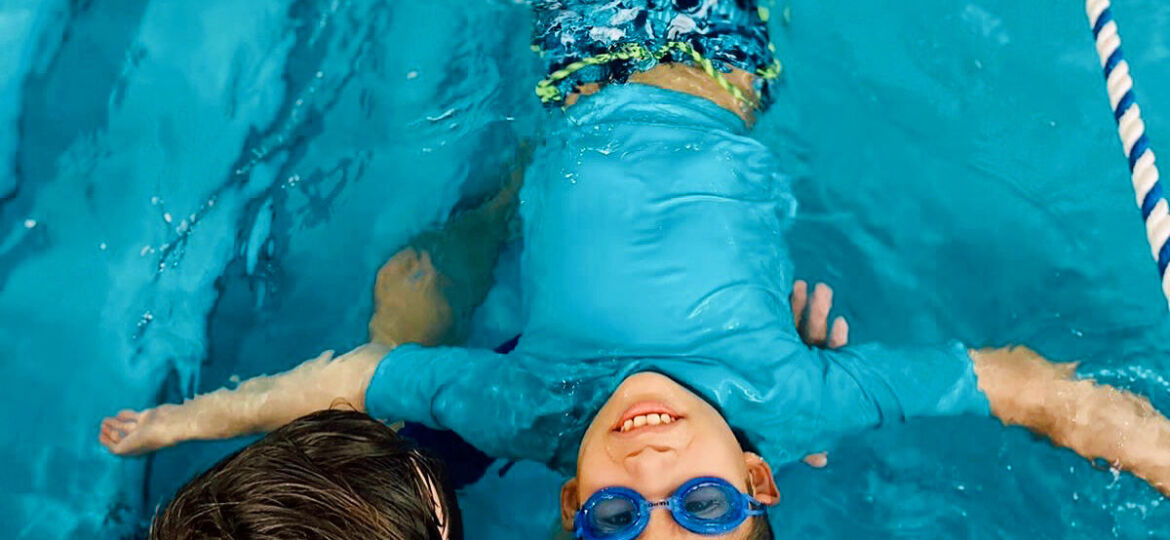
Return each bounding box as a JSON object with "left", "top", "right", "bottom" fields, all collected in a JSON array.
[
  {"left": 151, "top": 409, "right": 459, "bottom": 540},
  {"left": 562, "top": 373, "right": 779, "bottom": 539}
]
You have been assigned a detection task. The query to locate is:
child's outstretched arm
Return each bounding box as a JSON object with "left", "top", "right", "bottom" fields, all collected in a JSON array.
[
  {"left": 100, "top": 239, "right": 459, "bottom": 455},
  {"left": 797, "top": 336, "right": 1168, "bottom": 494},
  {"left": 972, "top": 347, "right": 1170, "bottom": 495},
  {"left": 101, "top": 150, "right": 529, "bottom": 456},
  {"left": 100, "top": 343, "right": 389, "bottom": 455},
  {"left": 101, "top": 245, "right": 472, "bottom": 455}
]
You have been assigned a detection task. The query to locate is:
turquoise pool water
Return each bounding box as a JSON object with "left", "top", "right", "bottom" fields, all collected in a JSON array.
[{"left": 2, "top": 0, "right": 1169, "bottom": 537}]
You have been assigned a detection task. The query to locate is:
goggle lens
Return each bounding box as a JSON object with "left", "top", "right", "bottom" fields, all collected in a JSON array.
[
  {"left": 587, "top": 493, "right": 639, "bottom": 537},
  {"left": 682, "top": 483, "right": 736, "bottom": 522}
]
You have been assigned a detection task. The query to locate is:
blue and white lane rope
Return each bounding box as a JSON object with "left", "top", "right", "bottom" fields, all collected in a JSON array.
[{"left": 1086, "top": 0, "right": 1170, "bottom": 309}]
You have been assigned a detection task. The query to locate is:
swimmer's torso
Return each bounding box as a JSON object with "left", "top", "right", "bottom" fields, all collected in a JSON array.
[{"left": 516, "top": 84, "right": 799, "bottom": 362}]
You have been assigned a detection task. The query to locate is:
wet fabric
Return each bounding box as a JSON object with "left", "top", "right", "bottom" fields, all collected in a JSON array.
[
  {"left": 366, "top": 84, "right": 990, "bottom": 475},
  {"left": 532, "top": 0, "right": 777, "bottom": 106},
  {"left": 397, "top": 334, "right": 521, "bottom": 489}
]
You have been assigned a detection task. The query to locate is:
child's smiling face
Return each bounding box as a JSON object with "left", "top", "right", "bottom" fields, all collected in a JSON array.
[{"left": 561, "top": 372, "right": 780, "bottom": 536}]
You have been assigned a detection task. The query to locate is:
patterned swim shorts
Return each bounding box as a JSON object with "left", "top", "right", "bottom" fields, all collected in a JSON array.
[{"left": 532, "top": 0, "right": 780, "bottom": 109}]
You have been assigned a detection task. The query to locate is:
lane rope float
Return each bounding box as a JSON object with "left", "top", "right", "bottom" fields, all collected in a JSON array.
[{"left": 1086, "top": 0, "right": 1170, "bottom": 309}]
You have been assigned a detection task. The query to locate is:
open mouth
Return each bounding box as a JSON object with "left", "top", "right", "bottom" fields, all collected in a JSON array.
[{"left": 612, "top": 402, "right": 683, "bottom": 433}]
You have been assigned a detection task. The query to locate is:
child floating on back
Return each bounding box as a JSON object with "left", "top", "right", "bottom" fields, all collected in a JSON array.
[{"left": 104, "top": 1, "right": 1170, "bottom": 537}]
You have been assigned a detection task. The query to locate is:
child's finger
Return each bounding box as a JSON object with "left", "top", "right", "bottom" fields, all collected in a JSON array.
[
  {"left": 100, "top": 421, "right": 123, "bottom": 444},
  {"left": 829, "top": 317, "right": 849, "bottom": 349},
  {"left": 99, "top": 430, "right": 116, "bottom": 448},
  {"left": 806, "top": 283, "right": 833, "bottom": 344},
  {"left": 101, "top": 424, "right": 124, "bottom": 446},
  {"left": 790, "top": 280, "right": 808, "bottom": 329},
  {"left": 115, "top": 410, "right": 140, "bottom": 423},
  {"left": 102, "top": 417, "right": 126, "bottom": 433},
  {"left": 802, "top": 452, "right": 829, "bottom": 468}
]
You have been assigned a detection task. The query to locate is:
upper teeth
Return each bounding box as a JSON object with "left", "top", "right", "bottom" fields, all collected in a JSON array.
[{"left": 620, "top": 413, "right": 675, "bottom": 432}]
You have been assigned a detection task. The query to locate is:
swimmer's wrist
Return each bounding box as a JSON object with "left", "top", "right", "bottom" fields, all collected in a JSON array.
[{"left": 351, "top": 342, "right": 392, "bottom": 413}]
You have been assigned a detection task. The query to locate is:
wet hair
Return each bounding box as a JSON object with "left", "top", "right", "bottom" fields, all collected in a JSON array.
[
  {"left": 150, "top": 409, "right": 461, "bottom": 540},
  {"left": 746, "top": 516, "right": 773, "bottom": 539}
]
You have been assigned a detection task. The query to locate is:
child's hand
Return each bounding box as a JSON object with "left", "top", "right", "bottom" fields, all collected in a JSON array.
[
  {"left": 790, "top": 280, "right": 849, "bottom": 468},
  {"left": 99, "top": 404, "right": 182, "bottom": 456},
  {"left": 369, "top": 248, "right": 454, "bottom": 347},
  {"left": 790, "top": 280, "right": 849, "bottom": 349}
]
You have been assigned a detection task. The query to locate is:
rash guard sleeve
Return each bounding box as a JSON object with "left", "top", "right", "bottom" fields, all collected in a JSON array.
[
  {"left": 815, "top": 342, "right": 990, "bottom": 437},
  {"left": 364, "top": 344, "right": 607, "bottom": 471},
  {"left": 734, "top": 341, "right": 991, "bottom": 465}
]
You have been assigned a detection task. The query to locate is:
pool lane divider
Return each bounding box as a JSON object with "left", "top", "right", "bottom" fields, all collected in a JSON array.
[{"left": 1086, "top": 0, "right": 1170, "bottom": 310}]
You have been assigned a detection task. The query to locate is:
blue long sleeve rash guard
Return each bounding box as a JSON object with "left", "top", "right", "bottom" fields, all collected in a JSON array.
[{"left": 366, "top": 84, "right": 989, "bottom": 475}]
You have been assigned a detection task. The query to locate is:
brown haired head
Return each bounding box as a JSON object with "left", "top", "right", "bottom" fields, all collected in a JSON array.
[{"left": 150, "top": 409, "right": 460, "bottom": 540}]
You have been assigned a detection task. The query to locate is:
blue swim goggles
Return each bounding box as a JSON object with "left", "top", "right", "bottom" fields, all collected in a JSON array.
[{"left": 574, "top": 476, "right": 766, "bottom": 539}]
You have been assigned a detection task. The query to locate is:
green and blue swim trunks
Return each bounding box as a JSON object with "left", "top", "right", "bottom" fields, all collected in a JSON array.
[{"left": 532, "top": 0, "right": 782, "bottom": 109}]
